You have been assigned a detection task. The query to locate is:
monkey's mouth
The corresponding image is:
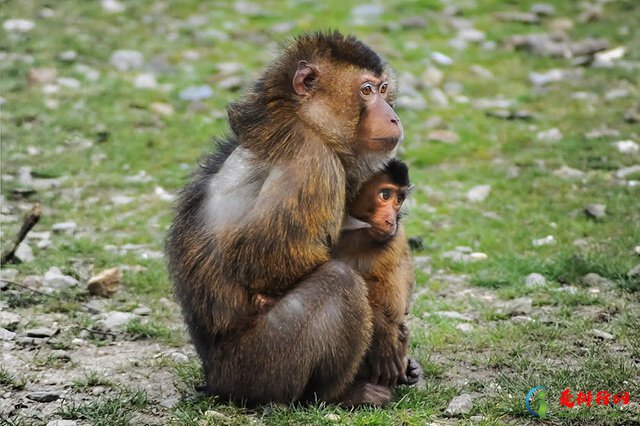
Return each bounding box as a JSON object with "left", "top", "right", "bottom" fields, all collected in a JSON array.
[
  {"left": 371, "top": 137, "right": 401, "bottom": 151},
  {"left": 368, "top": 227, "right": 396, "bottom": 242}
]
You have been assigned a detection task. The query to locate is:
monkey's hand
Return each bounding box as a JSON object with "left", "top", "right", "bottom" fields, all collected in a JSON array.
[
  {"left": 367, "top": 338, "right": 407, "bottom": 387},
  {"left": 399, "top": 357, "right": 422, "bottom": 386}
]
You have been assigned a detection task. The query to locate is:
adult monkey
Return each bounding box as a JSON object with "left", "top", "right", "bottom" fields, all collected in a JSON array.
[{"left": 166, "top": 32, "right": 403, "bottom": 406}]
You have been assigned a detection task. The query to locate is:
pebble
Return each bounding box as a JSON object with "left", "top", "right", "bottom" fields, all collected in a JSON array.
[
  {"left": 431, "top": 51, "right": 453, "bottom": 66},
  {"left": 324, "top": 413, "right": 340, "bottom": 422},
  {"left": 512, "top": 315, "right": 533, "bottom": 324},
  {"left": 427, "top": 129, "right": 459, "bottom": 144},
  {"left": 87, "top": 267, "right": 121, "bottom": 297},
  {"left": 109, "top": 50, "right": 144, "bottom": 71},
  {"left": 26, "top": 327, "right": 58, "bottom": 338},
  {"left": 496, "top": 11, "right": 540, "bottom": 24},
  {"left": 615, "top": 165, "right": 640, "bottom": 179},
  {"left": 217, "top": 76, "right": 243, "bottom": 91},
  {"left": 50, "top": 350, "right": 71, "bottom": 361},
  {"left": 504, "top": 297, "right": 533, "bottom": 316},
  {"left": 16, "top": 336, "right": 46, "bottom": 346},
  {"left": 456, "top": 323, "right": 474, "bottom": 332},
  {"left": 102, "top": 0, "right": 125, "bottom": 13},
  {"left": 57, "top": 77, "right": 81, "bottom": 89},
  {"left": 179, "top": 85, "right": 213, "bottom": 101},
  {"left": 529, "top": 69, "right": 566, "bottom": 86},
  {"left": 0, "top": 327, "right": 16, "bottom": 341},
  {"left": 133, "top": 305, "right": 151, "bottom": 316},
  {"left": 420, "top": 66, "right": 443, "bottom": 87},
  {"left": 1, "top": 268, "right": 18, "bottom": 282},
  {"left": 532, "top": 235, "right": 555, "bottom": 247},
  {"left": 537, "top": 128, "right": 562, "bottom": 141},
  {"left": 169, "top": 352, "right": 189, "bottom": 363},
  {"left": 628, "top": 264, "right": 640, "bottom": 280},
  {"left": 429, "top": 311, "right": 474, "bottom": 322},
  {"left": 444, "top": 393, "right": 473, "bottom": 417},
  {"left": 97, "top": 311, "right": 139, "bottom": 331},
  {"left": 83, "top": 299, "right": 107, "bottom": 314},
  {"left": 58, "top": 50, "right": 77, "bottom": 62},
  {"left": 612, "top": 140, "right": 639, "bottom": 154},
  {"left": 0, "top": 311, "right": 20, "bottom": 328},
  {"left": 151, "top": 102, "right": 174, "bottom": 116},
  {"left": 584, "top": 203, "right": 606, "bottom": 220},
  {"left": 15, "top": 242, "right": 34, "bottom": 263},
  {"left": 466, "top": 185, "right": 491, "bottom": 202},
  {"left": 351, "top": 4, "right": 383, "bottom": 25},
  {"left": 553, "top": 166, "right": 585, "bottom": 180},
  {"left": 525, "top": 273, "right": 546, "bottom": 287},
  {"left": 134, "top": 73, "right": 157, "bottom": 89},
  {"left": 52, "top": 221, "right": 77, "bottom": 233},
  {"left": 47, "top": 420, "right": 78, "bottom": 426},
  {"left": 590, "top": 329, "right": 614, "bottom": 340},
  {"left": 531, "top": 3, "right": 555, "bottom": 16},
  {"left": 3, "top": 19, "right": 35, "bottom": 32},
  {"left": 27, "top": 68, "right": 58, "bottom": 85},
  {"left": 26, "top": 391, "right": 61, "bottom": 402},
  {"left": 470, "top": 65, "right": 493, "bottom": 79},
  {"left": 43, "top": 267, "right": 79, "bottom": 290},
  {"left": 593, "top": 47, "right": 626, "bottom": 67}
]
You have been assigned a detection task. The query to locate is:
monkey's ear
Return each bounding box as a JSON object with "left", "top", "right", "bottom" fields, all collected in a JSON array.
[{"left": 293, "top": 60, "right": 319, "bottom": 96}]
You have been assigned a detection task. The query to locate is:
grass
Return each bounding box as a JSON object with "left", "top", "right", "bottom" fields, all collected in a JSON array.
[{"left": 1, "top": 0, "right": 639, "bottom": 424}]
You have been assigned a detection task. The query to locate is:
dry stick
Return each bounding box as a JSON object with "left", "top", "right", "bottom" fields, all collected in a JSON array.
[
  {"left": 1, "top": 279, "right": 57, "bottom": 298},
  {"left": 1, "top": 203, "right": 41, "bottom": 266}
]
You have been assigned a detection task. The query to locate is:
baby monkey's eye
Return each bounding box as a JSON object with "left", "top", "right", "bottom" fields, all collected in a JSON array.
[
  {"left": 379, "top": 189, "right": 391, "bottom": 201},
  {"left": 360, "top": 83, "right": 373, "bottom": 96}
]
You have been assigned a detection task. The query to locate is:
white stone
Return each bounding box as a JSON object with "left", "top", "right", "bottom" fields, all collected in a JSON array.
[
  {"left": 612, "top": 140, "right": 639, "bottom": 154},
  {"left": 525, "top": 273, "right": 546, "bottom": 287},
  {"left": 537, "top": 128, "right": 562, "bottom": 141},
  {"left": 466, "top": 185, "right": 491, "bottom": 202},
  {"left": 3, "top": 19, "right": 34, "bottom": 32},
  {"left": 101, "top": 0, "right": 125, "bottom": 13},
  {"left": 134, "top": 73, "right": 158, "bottom": 89},
  {"left": 97, "top": 311, "right": 139, "bottom": 331},
  {"left": 43, "top": 267, "right": 79, "bottom": 289},
  {"left": 431, "top": 51, "right": 453, "bottom": 66},
  {"left": 445, "top": 394, "right": 473, "bottom": 417},
  {"left": 532, "top": 235, "right": 555, "bottom": 247}
]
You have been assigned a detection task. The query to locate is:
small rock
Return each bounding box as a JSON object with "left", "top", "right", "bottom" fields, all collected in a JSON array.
[
  {"left": 43, "top": 267, "right": 79, "bottom": 289},
  {"left": 532, "top": 235, "right": 555, "bottom": 247},
  {"left": 430, "top": 311, "right": 474, "bottom": 322},
  {"left": 50, "top": 350, "right": 71, "bottom": 361},
  {"left": 179, "top": 85, "right": 213, "bottom": 101},
  {"left": 456, "top": 323, "right": 474, "bottom": 332},
  {"left": 584, "top": 203, "right": 606, "bottom": 220},
  {"left": 431, "top": 52, "right": 453, "bottom": 66},
  {"left": 217, "top": 76, "right": 243, "bottom": 91},
  {"left": 590, "top": 329, "right": 614, "bottom": 340},
  {"left": 0, "top": 327, "right": 16, "bottom": 341},
  {"left": 109, "top": 50, "right": 144, "bottom": 71},
  {"left": 634, "top": 246, "right": 640, "bottom": 256},
  {"left": 0, "top": 311, "right": 20, "bottom": 328},
  {"left": 204, "top": 410, "right": 230, "bottom": 421},
  {"left": 26, "top": 391, "right": 60, "bottom": 402},
  {"left": 47, "top": 420, "right": 78, "bottom": 426},
  {"left": 469, "top": 252, "right": 488, "bottom": 262},
  {"left": 496, "top": 11, "right": 540, "bottom": 24},
  {"left": 57, "top": 50, "right": 77, "bottom": 62},
  {"left": 593, "top": 46, "right": 625, "bottom": 67},
  {"left": 15, "top": 242, "right": 34, "bottom": 263},
  {"left": 612, "top": 140, "right": 639, "bottom": 155},
  {"left": 530, "top": 3, "right": 555, "bottom": 16},
  {"left": 92, "top": 386, "right": 107, "bottom": 396},
  {"left": 134, "top": 73, "right": 157, "bottom": 89},
  {"left": 1, "top": 268, "right": 18, "bottom": 282},
  {"left": 529, "top": 69, "right": 565, "bottom": 86},
  {"left": 444, "top": 393, "right": 473, "bottom": 417},
  {"left": 511, "top": 315, "right": 533, "bottom": 324},
  {"left": 525, "top": 273, "right": 546, "bottom": 287},
  {"left": 537, "top": 128, "right": 562, "bottom": 141},
  {"left": 26, "top": 327, "right": 58, "bottom": 338},
  {"left": 624, "top": 107, "right": 640, "bottom": 124},
  {"left": 151, "top": 102, "right": 174, "bottom": 116},
  {"left": 628, "top": 264, "right": 640, "bottom": 280},
  {"left": 553, "top": 166, "right": 585, "bottom": 180},
  {"left": 466, "top": 185, "right": 491, "bottom": 202},
  {"left": 170, "top": 352, "right": 189, "bottom": 363},
  {"left": 586, "top": 127, "right": 620, "bottom": 139},
  {"left": 3, "top": 19, "right": 34, "bottom": 32},
  {"left": 16, "top": 336, "right": 46, "bottom": 346},
  {"left": 324, "top": 413, "right": 340, "bottom": 422},
  {"left": 470, "top": 415, "right": 485, "bottom": 423},
  {"left": 615, "top": 165, "right": 640, "bottom": 179},
  {"left": 83, "top": 299, "right": 107, "bottom": 314},
  {"left": 351, "top": 4, "right": 383, "bottom": 25},
  {"left": 57, "top": 77, "right": 80, "bottom": 89},
  {"left": 420, "top": 66, "right": 443, "bottom": 87},
  {"left": 504, "top": 297, "right": 533, "bottom": 316},
  {"left": 133, "top": 305, "right": 151, "bottom": 316},
  {"left": 27, "top": 68, "right": 58, "bottom": 85},
  {"left": 470, "top": 65, "right": 493, "bottom": 79},
  {"left": 97, "top": 311, "right": 139, "bottom": 331},
  {"left": 159, "top": 397, "right": 179, "bottom": 409},
  {"left": 101, "top": 0, "right": 125, "bottom": 13},
  {"left": 52, "top": 221, "right": 77, "bottom": 233},
  {"left": 428, "top": 129, "right": 459, "bottom": 144},
  {"left": 87, "top": 267, "right": 121, "bottom": 297}
]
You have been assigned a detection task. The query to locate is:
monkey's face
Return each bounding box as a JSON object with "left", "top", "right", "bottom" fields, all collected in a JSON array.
[
  {"left": 354, "top": 75, "right": 403, "bottom": 155},
  {"left": 350, "top": 174, "right": 407, "bottom": 242}
]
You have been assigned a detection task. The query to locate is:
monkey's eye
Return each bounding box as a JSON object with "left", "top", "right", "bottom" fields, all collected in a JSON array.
[
  {"left": 380, "top": 82, "right": 388, "bottom": 94},
  {"left": 379, "top": 189, "right": 391, "bottom": 201},
  {"left": 360, "top": 83, "right": 374, "bottom": 96},
  {"left": 397, "top": 193, "right": 405, "bottom": 203}
]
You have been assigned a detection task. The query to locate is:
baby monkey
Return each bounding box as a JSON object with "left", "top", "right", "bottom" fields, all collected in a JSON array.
[{"left": 253, "top": 159, "right": 419, "bottom": 389}]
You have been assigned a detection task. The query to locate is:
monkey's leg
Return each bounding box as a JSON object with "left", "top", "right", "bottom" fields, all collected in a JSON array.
[{"left": 207, "top": 261, "right": 373, "bottom": 405}]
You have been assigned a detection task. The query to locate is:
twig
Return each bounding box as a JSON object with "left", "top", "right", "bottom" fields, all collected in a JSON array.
[
  {"left": 1, "top": 203, "right": 41, "bottom": 265},
  {"left": 1, "top": 279, "right": 57, "bottom": 298}
]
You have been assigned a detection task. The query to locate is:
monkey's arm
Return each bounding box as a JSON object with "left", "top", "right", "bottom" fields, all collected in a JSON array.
[{"left": 217, "top": 144, "right": 345, "bottom": 293}]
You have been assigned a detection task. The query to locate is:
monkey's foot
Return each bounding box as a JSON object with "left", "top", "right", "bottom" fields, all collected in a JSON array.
[
  {"left": 339, "top": 381, "right": 391, "bottom": 408},
  {"left": 401, "top": 357, "right": 422, "bottom": 386}
]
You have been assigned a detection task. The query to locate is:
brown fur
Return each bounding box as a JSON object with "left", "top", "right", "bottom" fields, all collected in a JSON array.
[
  {"left": 331, "top": 165, "right": 418, "bottom": 389},
  {"left": 166, "top": 32, "right": 402, "bottom": 406}
]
